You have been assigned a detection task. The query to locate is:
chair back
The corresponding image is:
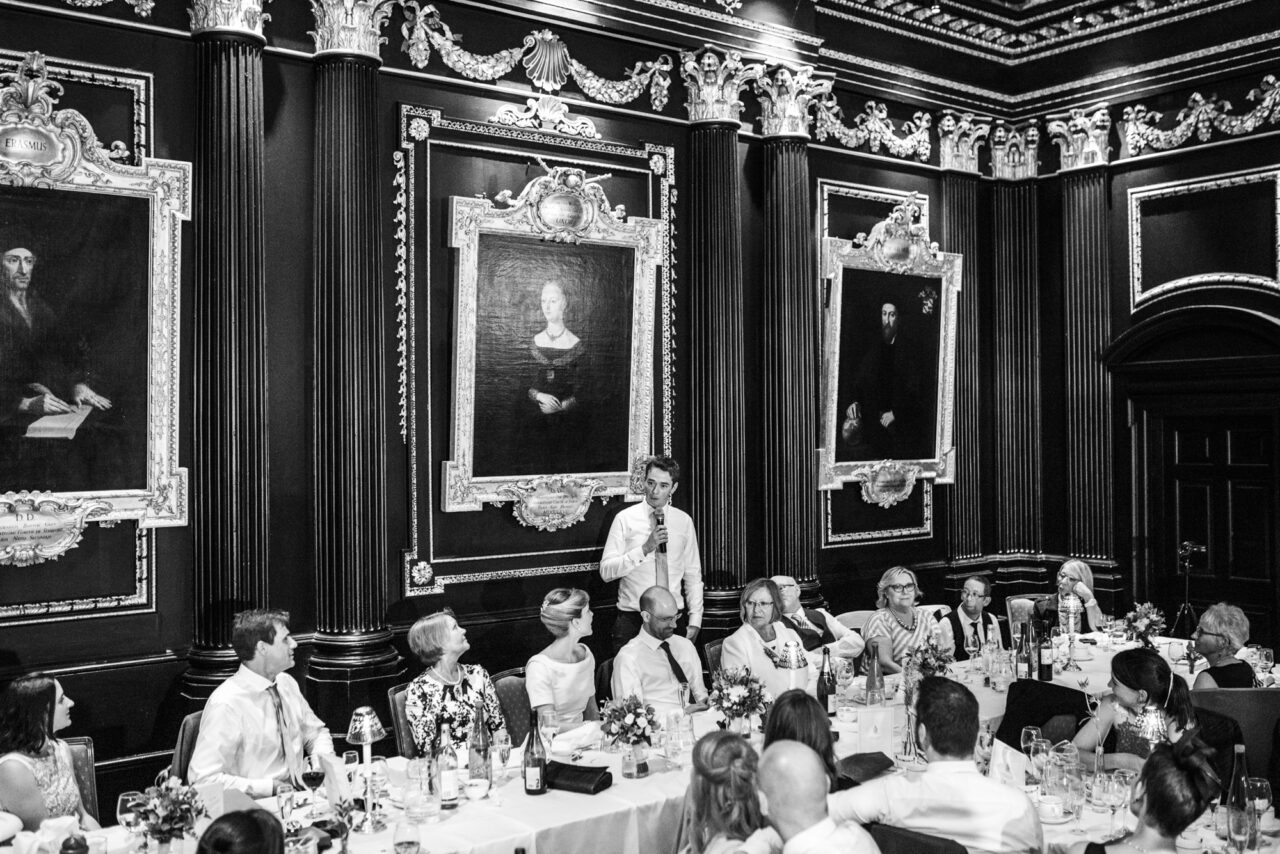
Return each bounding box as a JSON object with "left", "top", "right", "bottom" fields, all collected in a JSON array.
[
  {"left": 704, "top": 639, "right": 723, "bottom": 675},
  {"left": 63, "top": 736, "right": 97, "bottom": 821},
  {"left": 922, "top": 604, "right": 951, "bottom": 621},
  {"left": 866, "top": 823, "right": 965, "bottom": 854},
  {"left": 1192, "top": 687, "right": 1280, "bottom": 788},
  {"left": 171, "top": 710, "right": 203, "bottom": 783},
  {"left": 1006, "top": 595, "right": 1051, "bottom": 640},
  {"left": 595, "top": 657, "right": 615, "bottom": 704},
  {"left": 492, "top": 667, "right": 530, "bottom": 746},
  {"left": 836, "top": 610, "right": 874, "bottom": 632},
  {"left": 1192, "top": 705, "right": 1244, "bottom": 793},
  {"left": 387, "top": 681, "right": 418, "bottom": 758},
  {"left": 994, "top": 679, "right": 1093, "bottom": 751}
]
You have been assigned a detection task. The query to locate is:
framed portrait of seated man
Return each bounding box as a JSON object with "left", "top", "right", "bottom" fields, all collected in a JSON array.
[{"left": 818, "top": 193, "right": 962, "bottom": 507}]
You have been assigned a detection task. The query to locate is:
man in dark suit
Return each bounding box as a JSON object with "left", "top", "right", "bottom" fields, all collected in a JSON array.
[
  {"left": 942, "top": 574, "right": 1007, "bottom": 661},
  {"left": 772, "top": 574, "right": 864, "bottom": 659}
]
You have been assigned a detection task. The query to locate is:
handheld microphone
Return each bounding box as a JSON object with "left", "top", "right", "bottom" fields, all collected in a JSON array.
[{"left": 655, "top": 510, "right": 666, "bottom": 553}]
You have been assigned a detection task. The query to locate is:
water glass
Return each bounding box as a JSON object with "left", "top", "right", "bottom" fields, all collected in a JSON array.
[
  {"left": 370, "top": 756, "right": 390, "bottom": 799},
  {"left": 1250, "top": 777, "right": 1273, "bottom": 820},
  {"left": 1020, "top": 726, "right": 1042, "bottom": 755},
  {"left": 990, "top": 653, "right": 1013, "bottom": 692},
  {"left": 1258, "top": 649, "right": 1275, "bottom": 678},
  {"left": 538, "top": 709, "right": 559, "bottom": 748},
  {"left": 492, "top": 729, "right": 512, "bottom": 783},
  {"left": 464, "top": 776, "right": 490, "bottom": 801},
  {"left": 392, "top": 821, "right": 422, "bottom": 854},
  {"left": 276, "top": 783, "right": 295, "bottom": 821},
  {"left": 1028, "top": 739, "right": 1052, "bottom": 789}
]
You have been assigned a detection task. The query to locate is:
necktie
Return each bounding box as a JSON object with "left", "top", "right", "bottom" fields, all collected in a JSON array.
[
  {"left": 653, "top": 509, "right": 670, "bottom": 591},
  {"left": 791, "top": 610, "right": 816, "bottom": 632},
  {"left": 659, "top": 641, "right": 688, "bottom": 686},
  {"left": 267, "top": 683, "right": 301, "bottom": 784}
]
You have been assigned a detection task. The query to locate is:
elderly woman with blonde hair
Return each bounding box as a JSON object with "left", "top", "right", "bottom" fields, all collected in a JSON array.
[
  {"left": 1034, "top": 558, "right": 1105, "bottom": 634},
  {"left": 1192, "top": 603, "right": 1257, "bottom": 689},
  {"left": 721, "top": 579, "right": 809, "bottom": 698},
  {"left": 861, "top": 566, "right": 941, "bottom": 674},
  {"left": 404, "top": 610, "right": 507, "bottom": 757},
  {"left": 526, "top": 588, "right": 599, "bottom": 732}
]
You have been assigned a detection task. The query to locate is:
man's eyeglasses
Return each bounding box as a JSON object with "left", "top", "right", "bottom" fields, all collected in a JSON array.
[
  {"left": 961, "top": 589, "right": 989, "bottom": 599},
  {"left": 887, "top": 583, "right": 917, "bottom": 594}
]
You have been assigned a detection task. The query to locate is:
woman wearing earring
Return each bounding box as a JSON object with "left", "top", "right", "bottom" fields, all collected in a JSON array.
[
  {"left": 1073, "top": 648, "right": 1196, "bottom": 769},
  {"left": 526, "top": 588, "right": 599, "bottom": 732},
  {"left": 404, "top": 611, "right": 507, "bottom": 757}
]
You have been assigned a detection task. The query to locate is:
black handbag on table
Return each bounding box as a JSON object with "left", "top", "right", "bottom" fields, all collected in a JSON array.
[{"left": 545, "top": 759, "right": 613, "bottom": 794}]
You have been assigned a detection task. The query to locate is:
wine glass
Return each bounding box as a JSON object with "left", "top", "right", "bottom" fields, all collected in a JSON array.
[
  {"left": 1107, "top": 771, "right": 1132, "bottom": 835},
  {"left": 835, "top": 659, "right": 854, "bottom": 698},
  {"left": 1063, "top": 768, "right": 1087, "bottom": 835},
  {"left": 1258, "top": 649, "right": 1275, "bottom": 680},
  {"left": 538, "top": 709, "right": 558, "bottom": 751},
  {"left": 392, "top": 821, "right": 422, "bottom": 854},
  {"left": 1020, "top": 725, "right": 1042, "bottom": 756},
  {"left": 117, "top": 792, "right": 144, "bottom": 848},
  {"left": 965, "top": 630, "right": 982, "bottom": 667},
  {"left": 1250, "top": 777, "right": 1273, "bottom": 826},
  {"left": 492, "top": 729, "right": 512, "bottom": 784},
  {"left": 300, "top": 754, "right": 327, "bottom": 817},
  {"left": 1028, "top": 738, "right": 1052, "bottom": 792}
]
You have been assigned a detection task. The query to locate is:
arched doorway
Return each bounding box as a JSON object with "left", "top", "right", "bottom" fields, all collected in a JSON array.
[{"left": 1106, "top": 304, "right": 1280, "bottom": 645}]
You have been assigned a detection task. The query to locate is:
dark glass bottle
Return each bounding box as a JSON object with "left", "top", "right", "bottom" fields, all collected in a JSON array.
[{"left": 523, "top": 707, "right": 547, "bottom": 795}]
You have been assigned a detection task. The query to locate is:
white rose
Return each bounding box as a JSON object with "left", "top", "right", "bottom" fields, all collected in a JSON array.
[{"left": 624, "top": 713, "right": 634, "bottom": 725}]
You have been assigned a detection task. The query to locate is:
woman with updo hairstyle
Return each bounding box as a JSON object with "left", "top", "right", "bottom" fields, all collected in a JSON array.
[
  {"left": 1074, "top": 648, "right": 1196, "bottom": 768},
  {"left": 763, "top": 690, "right": 844, "bottom": 792},
  {"left": 1192, "top": 603, "right": 1256, "bottom": 689},
  {"left": 526, "top": 587, "right": 598, "bottom": 732},
  {"left": 195, "top": 810, "right": 284, "bottom": 854},
  {"left": 681, "top": 730, "right": 767, "bottom": 854},
  {"left": 1067, "top": 731, "right": 1220, "bottom": 854}
]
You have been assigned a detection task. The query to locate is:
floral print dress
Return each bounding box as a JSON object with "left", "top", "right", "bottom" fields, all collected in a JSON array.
[
  {"left": 405, "top": 663, "right": 506, "bottom": 756},
  {"left": 0, "top": 740, "right": 82, "bottom": 822}
]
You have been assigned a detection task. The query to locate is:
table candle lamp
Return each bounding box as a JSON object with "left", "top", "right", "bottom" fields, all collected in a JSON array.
[
  {"left": 345, "top": 706, "right": 388, "bottom": 833},
  {"left": 780, "top": 641, "right": 807, "bottom": 691}
]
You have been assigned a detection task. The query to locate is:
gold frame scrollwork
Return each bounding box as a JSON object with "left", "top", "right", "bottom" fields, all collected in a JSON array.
[{"left": 818, "top": 192, "right": 962, "bottom": 498}]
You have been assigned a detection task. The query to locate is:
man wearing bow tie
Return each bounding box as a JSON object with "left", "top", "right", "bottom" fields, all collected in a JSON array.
[
  {"left": 941, "top": 575, "right": 1007, "bottom": 661},
  {"left": 601, "top": 456, "right": 703, "bottom": 654}
]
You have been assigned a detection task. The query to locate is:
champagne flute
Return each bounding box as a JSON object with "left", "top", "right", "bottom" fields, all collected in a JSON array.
[
  {"left": 492, "top": 729, "right": 512, "bottom": 784},
  {"left": 117, "top": 791, "right": 145, "bottom": 848},
  {"left": 1228, "top": 805, "right": 1253, "bottom": 854},
  {"left": 1028, "top": 738, "right": 1052, "bottom": 792}
]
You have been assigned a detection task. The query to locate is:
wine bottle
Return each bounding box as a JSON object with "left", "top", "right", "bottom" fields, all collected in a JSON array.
[
  {"left": 1037, "top": 620, "right": 1054, "bottom": 681},
  {"left": 818, "top": 648, "right": 835, "bottom": 715},
  {"left": 437, "top": 723, "right": 459, "bottom": 810},
  {"left": 468, "top": 698, "right": 492, "bottom": 786},
  {"left": 1015, "top": 624, "right": 1031, "bottom": 680},
  {"left": 523, "top": 707, "right": 547, "bottom": 795},
  {"left": 864, "top": 639, "right": 885, "bottom": 706},
  {"left": 1227, "top": 743, "right": 1256, "bottom": 847}
]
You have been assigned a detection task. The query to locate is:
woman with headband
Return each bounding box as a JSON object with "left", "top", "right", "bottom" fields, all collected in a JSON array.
[
  {"left": 1073, "top": 648, "right": 1196, "bottom": 769},
  {"left": 527, "top": 588, "right": 599, "bottom": 732}
]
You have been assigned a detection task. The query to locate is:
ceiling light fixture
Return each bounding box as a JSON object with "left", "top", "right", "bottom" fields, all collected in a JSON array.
[{"left": 929, "top": 3, "right": 942, "bottom": 13}]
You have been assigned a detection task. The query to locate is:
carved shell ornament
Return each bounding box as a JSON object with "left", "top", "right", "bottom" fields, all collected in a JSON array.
[
  {"left": 853, "top": 193, "right": 943, "bottom": 275},
  {"left": 524, "top": 29, "right": 572, "bottom": 92}
]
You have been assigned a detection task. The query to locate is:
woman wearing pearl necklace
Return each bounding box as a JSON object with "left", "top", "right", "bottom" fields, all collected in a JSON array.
[{"left": 861, "top": 566, "right": 941, "bottom": 675}]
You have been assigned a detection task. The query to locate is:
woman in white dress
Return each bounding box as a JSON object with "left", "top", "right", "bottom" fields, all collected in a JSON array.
[
  {"left": 526, "top": 588, "right": 598, "bottom": 732},
  {"left": 721, "top": 579, "right": 809, "bottom": 698}
]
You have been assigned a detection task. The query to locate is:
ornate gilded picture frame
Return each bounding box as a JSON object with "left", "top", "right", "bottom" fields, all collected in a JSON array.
[
  {"left": 442, "top": 164, "right": 664, "bottom": 525},
  {"left": 0, "top": 53, "right": 189, "bottom": 564},
  {"left": 818, "top": 193, "right": 961, "bottom": 505}
]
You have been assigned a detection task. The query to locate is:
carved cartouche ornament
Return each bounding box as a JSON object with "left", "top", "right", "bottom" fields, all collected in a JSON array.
[
  {"left": 189, "top": 0, "right": 269, "bottom": 39},
  {"left": 752, "top": 63, "right": 833, "bottom": 139},
  {"left": 679, "top": 45, "right": 763, "bottom": 126},
  {"left": 309, "top": 0, "right": 394, "bottom": 60}
]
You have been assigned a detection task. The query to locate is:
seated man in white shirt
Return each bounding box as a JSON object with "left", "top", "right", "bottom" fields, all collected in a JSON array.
[
  {"left": 188, "top": 609, "right": 335, "bottom": 797},
  {"left": 829, "top": 676, "right": 1042, "bottom": 854},
  {"left": 612, "top": 586, "right": 708, "bottom": 716},
  {"left": 759, "top": 741, "right": 880, "bottom": 854},
  {"left": 939, "top": 574, "right": 1008, "bottom": 661},
  {"left": 772, "top": 575, "right": 865, "bottom": 662}
]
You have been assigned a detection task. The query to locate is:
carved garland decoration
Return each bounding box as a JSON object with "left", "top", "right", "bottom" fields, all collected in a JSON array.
[
  {"left": 1123, "top": 74, "right": 1280, "bottom": 156},
  {"left": 58, "top": 0, "right": 154, "bottom": 16},
  {"left": 814, "top": 98, "right": 932, "bottom": 163}
]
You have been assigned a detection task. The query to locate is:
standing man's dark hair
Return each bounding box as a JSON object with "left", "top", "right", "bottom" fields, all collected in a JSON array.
[
  {"left": 916, "top": 675, "right": 979, "bottom": 758},
  {"left": 231, "top": 609, "right": 291, "bottom": 662},
  {"left": 644, "top": 455, "right": 680, "bottom": 483}
]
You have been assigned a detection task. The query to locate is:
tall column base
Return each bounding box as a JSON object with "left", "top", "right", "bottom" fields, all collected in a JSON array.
[
  {"left": 699, "top": 589, "right": 746, "bottom": 644},
  {"left": 180, "top": 647, "right": 241, "bottom": 704},
  {"left": 307, "top": 630, "right": 404, "bottom": 735}
]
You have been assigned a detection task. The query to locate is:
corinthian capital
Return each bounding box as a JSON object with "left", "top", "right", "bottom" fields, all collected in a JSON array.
[
  {"left": 679, "top": 46, "right": 764, "bottom": 126},
  {"left": 310, "top": 0, "right": 396, "bottom": 60},
  {"left": 751, "top": 63, "right": 833, "bottom": 139},
  {"left": 937, "top": 110, "right": 991, "bottom": 173},
  {"left": 1047, "top": 103, "right": 1112, "bottom": 170},
  {"left": 990, "top": 119, "right": 1040, "bottom": 180},
  {"left": 190, "top": 0, "right": 269, "bottom": 38}
]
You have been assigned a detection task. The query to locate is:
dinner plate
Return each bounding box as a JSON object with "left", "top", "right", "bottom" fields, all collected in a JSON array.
[{"left": 1037, "top": 813, "right": 1072, "bottom": 826}]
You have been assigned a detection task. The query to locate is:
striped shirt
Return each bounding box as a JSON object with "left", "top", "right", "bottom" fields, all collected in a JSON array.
[{"left": 862, "top": 607, "right": 941, "bottom": 666}]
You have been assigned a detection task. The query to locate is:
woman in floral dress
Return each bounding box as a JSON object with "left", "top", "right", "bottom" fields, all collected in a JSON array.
[{"left": 405, "top": 611, "right": 507, "bottom": 757}]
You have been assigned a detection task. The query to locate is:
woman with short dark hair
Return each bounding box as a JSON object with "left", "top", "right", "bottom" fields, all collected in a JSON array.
[
  {"left": 1073, "top": 648, "right": 1196, "bottom": 768},
  {"left": 0, "top": 674, "right": 98, "bottom": 830},
  {"left": 404, "top": 611, "right": 506, "bottom": 757}
]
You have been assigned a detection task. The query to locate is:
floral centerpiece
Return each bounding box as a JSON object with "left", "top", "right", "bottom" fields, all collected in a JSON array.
[
  {"left": 708, "top": 667, "right": 771, "bottom": 735},
  {"left": 128, "top": 776, "right": 207, "bottom": 849},
  {"left": 601, "top": 694, "right": 659, "bottom": 778},
  {"left": 1124, "top": 602, "right": 1167, "bottom": 648},
  {"left": 902, "top": 638, "right": 954, "bottom": 708}
]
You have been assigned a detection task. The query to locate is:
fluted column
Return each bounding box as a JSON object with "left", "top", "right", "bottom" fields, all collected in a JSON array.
[
  {"left": 753, "top": 65, "right": 832, "bottom": 591},
  {"left": 308, "top": 0, "right": 403, "bottom": 724},
  {"left": 938, "top": 113, "right": 991, "bottom": 563},
  {"left": 1050, "top": 106, "right": 1115, "bottom": 564},
  {"left": 680, "top": 47, "right": 762, "bottom": 635},
  {"left": 183, "top": 0, "right": 272, "bottom": 699},
  {"left": 990, "top": 122, "right": 1043, "bottom": 556}
]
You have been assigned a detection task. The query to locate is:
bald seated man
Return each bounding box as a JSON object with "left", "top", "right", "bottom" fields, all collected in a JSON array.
[
  {"left": 772, "top": 575, "right": 865, "bottom": 659},
  {"left": 760, "top": 741, "right": 880, "bottom": 854},
  {"left": 612, "top": 586, "right": 708, "bottom": 716}
]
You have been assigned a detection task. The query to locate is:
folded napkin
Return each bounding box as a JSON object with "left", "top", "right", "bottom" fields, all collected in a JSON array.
[
  {"left": 836, "top": 752, "right": 894, "bottom": 786},
  {"left": 0, "top": 812, "right": 21, "bottom": 844},
  {"left": 550, "top": 721, "right": 601, "bottom": 754},
  {"left": 545, "top": 760, "right": 612, "bottom": 795},
  {"left": 13, "top": 816, "right": 81, "bottom": 854}
]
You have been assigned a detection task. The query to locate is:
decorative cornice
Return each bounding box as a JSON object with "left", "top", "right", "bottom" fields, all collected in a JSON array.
[
  {"left": 58, "top": 0, "right": 154, "bottom": 17},
  {"left": 679, "top": 45, "right": 764, "bottom": 126},
  {"left": 752, "top": 63, "right": 833, "bottom": 140},
  {"left": 813, "top": 98, "right": 931, "bottom": 162},
  {"left": 309, "top": 0, "right": 394, "bottom": 60},
  {"left": 1122, "top": 73, "right": 1280, "bottom": 155},
  {"left": 990, "top": 119, "right": 1040, "bottom": 180},
  {"left": 937, "top": 110, "right": 992, "bottom": 173},
  {"left": 1047, "top": 103, "right": 1112, "bottom": 170},
  {"left": 189, "top": 0, "right": 269, "bottom": 39}
]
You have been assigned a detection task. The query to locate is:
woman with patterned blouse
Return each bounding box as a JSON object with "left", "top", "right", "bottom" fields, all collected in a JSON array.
[
  {"left": 405, "top": 611, "right": 507, "bottom": 758},
  {"left": 862, "top": 566, "right": 941, "bottom": 675},
  {"left": 0, "top": 674, "right": 97, "bottom": 831}
]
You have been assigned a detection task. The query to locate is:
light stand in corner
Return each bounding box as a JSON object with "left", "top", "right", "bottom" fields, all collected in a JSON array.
[{"left": 1169, "top": 541, "right": 1206, "bottom": 639}]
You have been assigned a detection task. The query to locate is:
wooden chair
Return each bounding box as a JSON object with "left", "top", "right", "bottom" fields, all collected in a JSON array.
[
  {"left": 595, "top": 657, "right": 614, "bottom": 704},
  {"left": 704, "top": 639, "right": 723, "bottom": 675},
  {"left": 492, "top": 666, "right": 530, "bottom": 746},
  {"left": 170, "top": 710, "right": 203, "bottom": 783},
  {"left": 1192, "top": 687, "right": 1280, "bottom": 788},
  {"left": 1006, "top": 594, "right": 1052, "bottom": 641},
  {"left": 387, "top": 681, "right": 418, "bottom": 758},
  {"left": 63, "top": 736, "right": 97, "bottom": 822},
  {"left": 836, "top": 610, "right": 874, "bottom": 632}
]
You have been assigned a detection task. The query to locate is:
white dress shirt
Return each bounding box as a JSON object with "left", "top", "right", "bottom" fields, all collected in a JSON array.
[
  {"left": 600, "top": 501, "right": 704, "bottom": 627},
  {"left": 721, "top": 622, "right": 810, "bottom": 698},
  {"left": 828, "top": 759, "right": 1043, "bottom": 854},
  {"left": 188, "top": 665, "right": 334, "bottom": 797},
  {"left": 783, "top": 817, "right": 880, "bottom": 854},
  {"left": 784, "top": 607, "right": 866, "bottom": 659},
  {"left": 612, "top": 630, "right": 708, "bottom": 716}
]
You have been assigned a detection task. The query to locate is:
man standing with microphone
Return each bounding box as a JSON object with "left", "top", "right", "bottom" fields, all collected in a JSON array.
[{"left": 601, "top": 456, "right": 703, "bottom": 655}]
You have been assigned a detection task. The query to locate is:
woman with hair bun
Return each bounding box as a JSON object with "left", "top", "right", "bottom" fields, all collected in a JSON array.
[
  {"left": 682, "top": 731, "right": 768, "bottom": 854},
  {"left": 526, "top": 588, "right": 598, "bottom": 732},
  {"left": 1067, "top": 730, "right": 1220, "bottom": 854}
]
